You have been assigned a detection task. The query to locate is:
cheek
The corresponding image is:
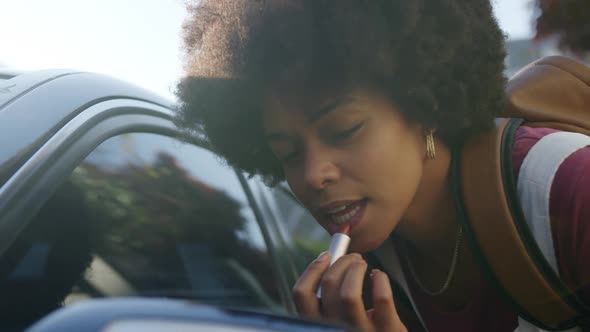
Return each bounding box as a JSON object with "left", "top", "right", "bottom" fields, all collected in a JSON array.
[
  {"left": 351, "top": 127, "right": 422, "bottom": 177},
  {"left": 347, "top": 125, "right": 424, "bottom": 203}
]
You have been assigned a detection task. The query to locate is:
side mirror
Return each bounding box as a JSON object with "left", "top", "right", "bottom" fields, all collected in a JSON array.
[{"left": 26, "top": 298, "right": 355, "bottom": 332}]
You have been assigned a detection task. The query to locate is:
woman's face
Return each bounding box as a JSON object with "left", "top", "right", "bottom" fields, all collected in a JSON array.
[{"left": 263, "top": 88, "right": 427, "bottom": 253}]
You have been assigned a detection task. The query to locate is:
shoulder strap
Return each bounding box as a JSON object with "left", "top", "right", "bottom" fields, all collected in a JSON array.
[{"left": 455, "top": 118, "right": 581, "bottom": 330}]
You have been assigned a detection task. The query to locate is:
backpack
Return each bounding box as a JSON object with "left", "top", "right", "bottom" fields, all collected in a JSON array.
[{"left": 456, "top": 56, "right": 590, "bottom": 330}]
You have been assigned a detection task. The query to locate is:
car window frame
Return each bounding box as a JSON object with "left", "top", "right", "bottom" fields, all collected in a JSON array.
[{"left": 0, "top": 98, "right": 297, "bottom": 313}]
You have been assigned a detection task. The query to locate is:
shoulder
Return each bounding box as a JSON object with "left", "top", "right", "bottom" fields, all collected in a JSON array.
[
  {"left": 549, "top": 142, "right": 590, "bottom": 300},
  {"left": 511, "top": 125, "right": 590, "bottom": 301},
  {"left": 511, "top": 126, "right": 590, "bottom": 219},
  {"left": 511, "top": 126, "right": 560, "bottom": 177}
]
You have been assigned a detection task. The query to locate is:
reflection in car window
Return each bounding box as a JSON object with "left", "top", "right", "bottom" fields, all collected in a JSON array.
[
  {"left": 0, "top": 133, "right": 283, "bottom": 329},
  {"left": 264, "top": 184, "right": 331, "bottom": 273}
]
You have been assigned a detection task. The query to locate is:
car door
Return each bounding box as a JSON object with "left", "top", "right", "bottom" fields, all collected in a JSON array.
[{"left": 0, "top": 81, "right": 296, "bottom": 329}]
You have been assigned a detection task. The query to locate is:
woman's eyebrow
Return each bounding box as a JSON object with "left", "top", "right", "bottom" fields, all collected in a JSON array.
[{"left": 308, "top": 96, "right": 356, "bottom": 122}]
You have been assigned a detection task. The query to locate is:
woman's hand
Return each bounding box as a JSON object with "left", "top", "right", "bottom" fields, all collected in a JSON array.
[{"left": 293, "top": 252, "right": 408, "bottom": 332}]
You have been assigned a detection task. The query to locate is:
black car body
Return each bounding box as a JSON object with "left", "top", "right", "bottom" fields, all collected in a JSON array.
[{"left": 0, "top": 70, "right": 333, "bottom": 331}]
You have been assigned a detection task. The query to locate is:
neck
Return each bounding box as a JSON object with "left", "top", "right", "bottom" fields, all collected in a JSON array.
[
  {"left": 393, "top": 141, "right": 484, "bottom": 306},
  {"left": 395, "top": 138, "right": 459, "bottom": 264}
]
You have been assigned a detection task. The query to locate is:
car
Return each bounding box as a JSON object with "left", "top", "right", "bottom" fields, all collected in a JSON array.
[{"left": 0, "top": 69, "right": 336, "bottom": 331}]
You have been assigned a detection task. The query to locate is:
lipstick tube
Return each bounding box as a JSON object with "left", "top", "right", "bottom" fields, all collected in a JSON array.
[{"left": 316, "top": 227, "right": 351, "bottom": 298}]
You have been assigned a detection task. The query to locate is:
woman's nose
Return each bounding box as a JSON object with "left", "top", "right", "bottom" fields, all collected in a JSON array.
[{"left": 302, "top": 148, "right": 340, "bottom": 190}]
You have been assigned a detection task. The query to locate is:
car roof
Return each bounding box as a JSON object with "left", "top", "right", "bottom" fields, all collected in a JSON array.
[
  {"left": 0, "top": 69, "right": 178, "bottom": 187},
  {"left": 0, "top": 69, "right": 175, "bottom": 110}
]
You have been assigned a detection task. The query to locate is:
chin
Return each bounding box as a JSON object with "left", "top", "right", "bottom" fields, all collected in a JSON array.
[{"left": 349, "top": 234, "right": 389, "bottom": 254}]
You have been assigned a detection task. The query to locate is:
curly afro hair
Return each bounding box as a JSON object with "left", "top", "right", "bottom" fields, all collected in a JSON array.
[{"left": 176, "top": 0, "right": 507, "bottom": 184}]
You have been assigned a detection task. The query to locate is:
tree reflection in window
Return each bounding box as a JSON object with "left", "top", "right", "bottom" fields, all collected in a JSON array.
[
  {"left": 71, "top": 150, "right": 282, "bottom": 309},
  {"left": 0, "top": 138, "right": 284, "bottom": 330}
]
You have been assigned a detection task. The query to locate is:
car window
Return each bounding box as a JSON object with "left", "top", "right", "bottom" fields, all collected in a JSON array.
[
  {"left": 263, "top": 184, "right": 331, "bottom": 274},
  {"left": 0, "top": 133, "right": 284, "bottom": 328}
]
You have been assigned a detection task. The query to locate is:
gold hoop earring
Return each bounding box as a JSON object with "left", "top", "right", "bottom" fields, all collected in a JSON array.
[{"left": 426, "top": 129, "right": 436, "bottom": 160}]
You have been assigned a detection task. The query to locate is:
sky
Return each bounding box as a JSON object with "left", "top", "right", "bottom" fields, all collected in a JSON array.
[{"left": 0, "top": 0, "right": 536, "bottom": 101}]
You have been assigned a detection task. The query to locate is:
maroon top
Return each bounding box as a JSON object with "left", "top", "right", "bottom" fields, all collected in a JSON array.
[{"left": 403, "top": 126, "right": 590, "bottom": 332}]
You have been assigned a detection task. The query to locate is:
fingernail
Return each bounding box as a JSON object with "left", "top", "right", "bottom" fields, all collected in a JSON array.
[
  {"left": 316, "top": 251, "right": 330, "bottom": 262},
  {"left": 370, "top": 269, "right": 380, "bottom": 279}
]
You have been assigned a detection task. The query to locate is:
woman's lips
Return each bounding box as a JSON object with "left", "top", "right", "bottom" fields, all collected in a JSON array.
[
  {"left": 336, "top": 223, "right": 351, "bottom": 236},
  {"left": 325, "top": 199, "right": 368, "bottom": 235}
]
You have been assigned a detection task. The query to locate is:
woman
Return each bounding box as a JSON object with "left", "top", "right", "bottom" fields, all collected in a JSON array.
[{"left": 176, "top": 1, "right": 590, "bottom": 331}]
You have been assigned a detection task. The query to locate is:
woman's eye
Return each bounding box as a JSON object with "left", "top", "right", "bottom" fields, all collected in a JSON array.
[
  {"left": 328, "top": 122, "right": 365, "bottom": 142},
  {"left": 273, "top": 148, "right": 300, "bottom": 165},
  {"left": 278, "top": 151, "right": 298, "bottom": 164}
]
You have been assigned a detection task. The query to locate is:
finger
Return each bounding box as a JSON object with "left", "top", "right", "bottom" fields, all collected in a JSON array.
[
  {"left": 320, "top": 253, "right": 364, "bottom": 319},
  {"left": 339, "top": 260, "right": 371, "bottom": 329},
  {"left": 370, "top": 269, "right": 406, "bottom": 332},
  {"left": 292, "top": 252, "right": 331, "bottom": 319}
]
